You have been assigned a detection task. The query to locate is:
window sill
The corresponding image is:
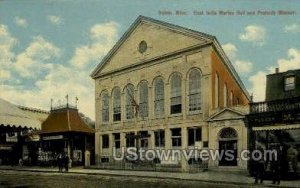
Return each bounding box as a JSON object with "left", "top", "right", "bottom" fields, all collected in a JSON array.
[
  {"left": 169, "top": 113, "right": 182, "bottom": 118},
  {"left": 187, "top": 110, "right": 202, "bottom": 115}
]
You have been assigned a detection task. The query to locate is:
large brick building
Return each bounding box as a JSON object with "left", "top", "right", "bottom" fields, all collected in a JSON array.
[{"left": 91, "top": 16, "right": 250, "bottom": 171}]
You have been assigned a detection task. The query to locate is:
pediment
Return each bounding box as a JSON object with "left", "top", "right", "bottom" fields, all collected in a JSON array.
[
  {"left": 91, "top": 16, "right": 213, "bottom": 78},
  {"left": 208, "top": 108, "right": 246, "bottom": 122}
]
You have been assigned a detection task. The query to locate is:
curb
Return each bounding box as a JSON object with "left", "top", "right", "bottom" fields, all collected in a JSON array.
[{"left": 0, "top": 168, "right": 293, "bottom": 188}]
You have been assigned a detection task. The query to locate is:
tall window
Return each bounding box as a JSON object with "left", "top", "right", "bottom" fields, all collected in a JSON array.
[
  {"left": 140, "top": 131, "right": 149, "bottom": 148},
  {"left": 101, "top": 91, "right": 109, "bottom": 122},
  {"left": 102, "top": 134, "right": 109, "bottom": 149},
  {"left": 139, "top": 81, "right": 148, "bottom": 118},
  {"left": 154, "top": 130, "right": 165, "bottom": 147},
  {"left": 285, "top": 76, "right": 295, "bottom": 91},
  {"left": 154, "top": 77, "right": 164, "bottom": 117},
  {"left": 126, "top": 132, "right": 135, "bottom": 147},
  {"left": 112, "top": 87, "right": 121, "bottom": 122},
  {"left": 188, "top": 127, "right": 202, "bottom": 146},
  {"left": 170, "top": 73, "right": 182, "bottom": 114},
  {"left": 223, "top": 83, "right": 228, "bottom": 107},
  {"left": 125, "top": 84, "right": 135, "bottom": 120},
  {"left": 230, "top": 91, "right": 233, "bottom": 106},
  {"left": 188, "top": 69, "right": 201, "bottom": 111},
  {"left": 114, "top": 133, "right": 120, "bottom": 149},
  {"left": 171, "top": 128, "right": 182, "bottom": 147},
  {"left": 214, "top": 73, "right": 219, "bottom": 108}
]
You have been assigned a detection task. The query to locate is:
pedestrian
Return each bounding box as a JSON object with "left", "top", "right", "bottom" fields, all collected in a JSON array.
[
  {"left": 271, "top": 147, "right": 282, "bottom": 185},
  {"left": 253, "top": 148, "right": 265, "bottom": 184},
  {"left": 57, "top": 153, "right": 63, "bottom": 172},
  {"left": 64, "top": 154, "right": 69, "bottom": 172},
  {"left": 254, "top": 158, "right": 265, "bottom": 184}
]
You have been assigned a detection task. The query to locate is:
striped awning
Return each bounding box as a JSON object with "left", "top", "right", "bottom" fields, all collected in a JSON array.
[{"left": 252, "top": 124, "right": 300, "bottom": 131}]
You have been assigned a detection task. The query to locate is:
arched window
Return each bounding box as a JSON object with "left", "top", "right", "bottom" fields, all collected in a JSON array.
[
  {"left": 125, "top": 84, "right": 135, "bottom": 120},
  {"left": 101, "top": 90, "right": 109, "bottom": 122},
  {"left": 214, "top": 73, "right": 219, "bottom": 108},
  {"left": 219, "top": 127, "right": 237, "bottom": 139},
  {"left": 188, "top": 69, "right": 201, "bottom": 111},
  {"left": 154, "top": 77, "right": 164, "bottom": 117},
  {"left": 112, "top": 87, "right": 121, "bottom": 121},
  {"left": 223, "top": 83, "right": 228, "bottom": 107},
  {"left": 230, "top": 91, "right": 233, "bottom": 106},
  {"left": 139, "top": 81, "right": 148, "bottom": 118},
  {"left": 170, "top": 73, "right": 182, "bottom": 114}
]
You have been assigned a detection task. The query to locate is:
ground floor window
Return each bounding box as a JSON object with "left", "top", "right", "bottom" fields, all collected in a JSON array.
[
  {"left": 171, "top": 128, "right": 181, "bottom": 147},
  {"left": 188, "top": 127, "right": 202, "bottom": 146},
  {"left": 154, "top": 130, "right": 165, "bottom": 147},
  {"left": 102, "top": 135, "right": 109, "bottom": 149},
  {"left": 140, "top": 131, "right": 149, "bottom": 148},
  {"left": 101, "top": 157, "right": 109, "bottom": 163},
  {"left": 113, "top": 133, "right": 120, "bottom": 149},
  {"left": 126, "top": 132, "right": 135, "bottom": 147}
]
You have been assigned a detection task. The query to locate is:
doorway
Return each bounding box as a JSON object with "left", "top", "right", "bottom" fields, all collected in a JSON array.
[{"left": 218, "top": 128, "right": 238, "bottom": 166}]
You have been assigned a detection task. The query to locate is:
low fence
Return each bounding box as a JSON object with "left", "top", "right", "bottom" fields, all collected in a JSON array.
[{"left": 95, "top": 160, "right": 208, "bottom": 172}]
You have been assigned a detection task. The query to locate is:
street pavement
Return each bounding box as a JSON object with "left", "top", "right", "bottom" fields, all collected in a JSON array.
[{"left": 0, "top": 166, "right": 299, "bottom": 187}]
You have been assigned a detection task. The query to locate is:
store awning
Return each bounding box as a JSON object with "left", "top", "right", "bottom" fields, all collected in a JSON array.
[{"left": 252, "top": 124, "right": 300, "bottom": 131}]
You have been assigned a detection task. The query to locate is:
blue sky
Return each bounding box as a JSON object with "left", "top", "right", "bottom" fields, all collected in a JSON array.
[{"left": 0, "top": 0, "right": 300, "bottom": 119}]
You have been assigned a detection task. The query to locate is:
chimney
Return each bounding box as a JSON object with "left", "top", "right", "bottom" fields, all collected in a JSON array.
[{"left": 275, "top": 67, "right": 279, "bottom": 73}]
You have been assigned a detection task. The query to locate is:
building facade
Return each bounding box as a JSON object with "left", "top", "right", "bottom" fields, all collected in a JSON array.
[
  {"left": 247, "top": 68, "right": 300, "bottom": 177},
  {"left": 91, "top": 16, "right": 250, "bottom": 171}
]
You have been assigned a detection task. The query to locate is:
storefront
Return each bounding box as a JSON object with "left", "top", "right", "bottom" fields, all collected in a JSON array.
[{"left": 39, "top": 105, "right": 94, "bottom": 166}]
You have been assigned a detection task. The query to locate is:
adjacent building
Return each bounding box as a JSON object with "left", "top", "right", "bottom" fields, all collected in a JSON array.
[
  {"left": 247, "top": 68, "right": 300, "bottom": 176},
  {"left": 39, "top": 104, "right": 95, "bottom": 166},
  {"left": 91, "top": 16, "right": 250, "bottom": 171},
  {"left": 0, "top": 98, "right": 48, "bottom": 165}
]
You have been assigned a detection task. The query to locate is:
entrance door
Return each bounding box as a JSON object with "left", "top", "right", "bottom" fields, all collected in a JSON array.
[
  {"left": 218, "top": 127, "right": 238, "bottom": 166},
  {"left": 219, "top": 140, "right": 237, "bottom": 166}
]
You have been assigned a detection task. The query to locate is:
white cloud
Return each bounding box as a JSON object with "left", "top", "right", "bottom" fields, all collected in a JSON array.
[
  {"left": 222, "top": 43, "right": 237, "bottom": 60},
  {"left": 234, "top": 60, "right": 253, "bottom": 74},
  {"left": 70, "top": 22, "right": 119, "bottom": 69},
  {"left": 0, "top": 24, "right": 17, "bottom": 83},
  {"left": 277, "top": 48, "right": 300, "bottom": 72},
  {"left": 248, "top": 71, "right": 267, "bottom": 102},
  {"left": 47, "top": 15, "right": 62, "bottom": 25},
  {"left": 284, "top": 24, "right": 300, "bottom": 33},
  {"left": 15, "top": 17, "right": 28, "bottom": 28},
  {"left": 239, "top": 25, "right": 266, "bottom": 46},
  {"left": 14, "top": 36, "right": 60, "bottom": 78},
  {"left": 0, "top": 21, "right": 120, "bottom": 119}
]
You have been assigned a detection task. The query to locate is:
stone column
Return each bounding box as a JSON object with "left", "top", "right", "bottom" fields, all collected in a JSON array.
[
  {"left": 182, "top": 78, "right": 187, "bottom": 120},
  {"left": 165, "top": 83, "right": 170, "bottom": 119},
  {"left": 148, "top": 86, "right": 153, "bottom": 120},
  {"left": 121, "top": 92, "right": 125, "bottom": 121},
  {"left": 181, "top": 127, "right": 188, "bottom": 172},
  {"left": 149, "top": 130, "right": 155, "bottom": 149}
]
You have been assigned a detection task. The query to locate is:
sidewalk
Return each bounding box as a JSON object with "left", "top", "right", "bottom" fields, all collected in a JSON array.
[{"left": 1, "top": 166, "right": 299, "bottom": 188}]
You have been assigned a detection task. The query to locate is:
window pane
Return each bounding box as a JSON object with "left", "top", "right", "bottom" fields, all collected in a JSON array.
[
  {"left": 139, "top": 81, "right": 148, "bottom": 118},
  {"left": 113, "top": 87, "right": 121, "bottom": 122},
  {"left": 171, "top": 73, "right": 182, "bottom": 114},
  {"left": 101, "top": 91, "right": 109, "bottom": 122},
  {"left": 125, "top": 85, "right": 135, "bottom": 119},
  {"left": 154, "top": 78, "right": 164, "bottom": 117}
]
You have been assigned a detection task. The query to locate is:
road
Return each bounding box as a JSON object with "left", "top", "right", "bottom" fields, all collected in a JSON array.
[{"left": 0, "top": 170, "right": 258, "bottom": 188}]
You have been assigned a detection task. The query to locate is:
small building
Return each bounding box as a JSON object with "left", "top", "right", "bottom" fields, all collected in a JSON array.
[
  {"left": 0, "top": 98, "right": 44, "bottom": 165},
  {"left": 40, "top": 104, "right": 94, "bottom": 166},
  {"left": 247, "top": 68, "right": 300, "bottom": 177}
]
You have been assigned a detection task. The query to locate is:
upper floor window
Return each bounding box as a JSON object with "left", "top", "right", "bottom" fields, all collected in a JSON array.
[
  {"left": 170, "top": 73, "right": 182, "bottom": 114},
  {"left": 125, "top": 84, "right": 135, "bottom": 120},
  {"left": 285, "top": 76, "right": 295, "bottom": 91},
  {"left": 139, "top": 81, "right": 148, "bottom": 118},
  {"left": 223, "top": 83, "right": 228, "bottom": 107},
  {"left": 188, "top": 69, "right": 201, "bottom": 111},
  {"left": 154, "top": 77, "right": 164, "bottom": 117},
  {"left": 112, "top": 87, "right": 121, "bottom": 122},
  {"left": 101, "top": 91, "right": 109, "bottom": 122},
  {"left": 214, "top": 73, "right": 219, "bottom": 108}
]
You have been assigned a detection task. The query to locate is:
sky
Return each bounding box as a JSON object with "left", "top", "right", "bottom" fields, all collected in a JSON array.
[{"left": 0, "top": 0, "right": 300, "bottom": 120}]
